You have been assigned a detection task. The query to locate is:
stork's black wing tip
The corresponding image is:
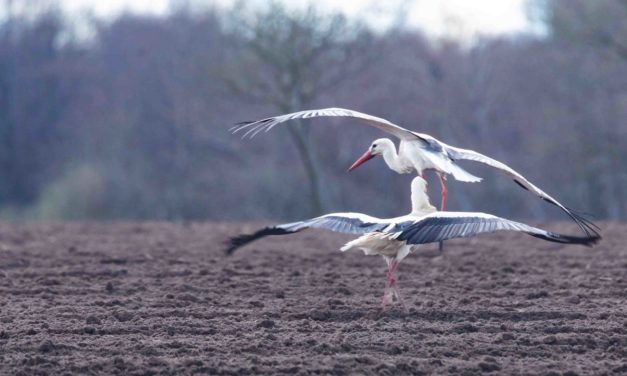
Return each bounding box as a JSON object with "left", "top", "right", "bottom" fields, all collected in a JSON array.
[
  {"left": 224, "top": 226, "right": 293, "bottom": 255},
  {"left": 224, "top": 233, "right": 256, "bottom": 255},
  {"left": 225, "top": 245, "right": 236, "bottom": 255},
  {"left": 224, "top": 240, "right": 237, "bottom": 255},
  {"left": 566, "top": 207, "right": 602, "bottom": 233},
  {"left": 573, "top": 234, "right": 602, "bottom": 247},
  {"left": 224, "top": 238, "right": 238, "bottom": 256},
  {"left": 234, "top": 120, "right": 254, "bottom": 126},
  {"left": 547, "top": 232, "right": 602, "bottom": 247},
  {"left": 224, "top": 243, "right": 235, "bottom": 256}
]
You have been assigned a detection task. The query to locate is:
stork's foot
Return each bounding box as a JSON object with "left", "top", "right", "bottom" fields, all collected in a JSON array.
[
  {"left": 381, "top": 276, "right": 408, "bottom": 313},
  {"left": 379, "top": 258, "right": 408, "bottom": 313},
  {"left": 380, "top": 286, "right": 394, "bottom": 310},
  {"left": 391, "top": 283, "right": 408, "bottom": 313},
  {"left": 439, "top": 241, "right": 445, "bottom": 252}
]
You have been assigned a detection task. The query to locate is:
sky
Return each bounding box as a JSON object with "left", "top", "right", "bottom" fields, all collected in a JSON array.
[{"left": 61, "top": 0, "right": 534, "bottom": 40}]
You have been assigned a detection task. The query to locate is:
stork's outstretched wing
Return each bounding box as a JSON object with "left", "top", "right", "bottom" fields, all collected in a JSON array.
[
  {"left": 397, "top": 212, "right": 600, "bottom": 246},
  {"left": 226, "top": 210, "right": 600, "bottom": 255},
  {"left": 225, "top": 212, "right": 415, "bottom": 255},
  {"left": 231, "top": 108, "right": 420, "bottom": 141},
  {"left": 435, "top": 142, "right": 600, "bottom": 237}
]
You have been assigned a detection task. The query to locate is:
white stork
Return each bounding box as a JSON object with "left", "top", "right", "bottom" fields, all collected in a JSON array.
[
  {"left": 231, "top": 108, "right": 599, "bottom": 240},
  {"left": 226, "top": 177, "right": 600, "bottom": 310}
]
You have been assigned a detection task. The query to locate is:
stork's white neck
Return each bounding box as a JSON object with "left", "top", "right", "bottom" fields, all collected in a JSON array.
[
  {"left": 410, "top": 178, "right": 437, "bottom": 215},
  {"left": 381, "top": 145, "right": 406, "bottom": 174}
]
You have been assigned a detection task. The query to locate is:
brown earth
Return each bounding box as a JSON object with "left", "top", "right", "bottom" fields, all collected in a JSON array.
[{"left": 0, "top": 221, "right": 625, "bottom": 375}]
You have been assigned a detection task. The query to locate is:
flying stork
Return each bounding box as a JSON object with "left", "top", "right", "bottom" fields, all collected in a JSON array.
[{"left": 231, "top": 108, "right": 599, "bottom": 241}]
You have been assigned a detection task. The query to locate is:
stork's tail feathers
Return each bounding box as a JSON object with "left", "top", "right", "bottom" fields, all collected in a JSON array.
[
  {"left": 339, "top": 237, "right": 361, "bottom": 253},
  {"left": 448, "top": 164, "right": 482, "bottom": 183}
]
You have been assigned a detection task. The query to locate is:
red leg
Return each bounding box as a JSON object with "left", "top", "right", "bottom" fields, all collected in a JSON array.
[
  {"left": 438, "top": 174, "right": 447, "bottom": 211},
  {"left": 438, "top": 174, "right": 447, "bottom": 252},
  {"left": 382, "top": 259, "right": 407, "bottom": 312},
  {"left": 389, "top": 269, "right": 407, "bottom": 312},
  {"left": 391, "top": 283, "right": 407, "bottom": 312},
  {"left": 380, "top": 259, "right": 394, "bottom": 310}
]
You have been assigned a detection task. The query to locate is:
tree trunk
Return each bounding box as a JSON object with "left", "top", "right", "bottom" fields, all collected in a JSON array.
[{"left": 286, "top": 122, "right": 327, "bottom": 216}]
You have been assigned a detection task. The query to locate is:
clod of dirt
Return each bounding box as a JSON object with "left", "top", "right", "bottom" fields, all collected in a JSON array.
[
  {"left": 85, "top": 315, "right": 101, "bottom": 325},
  {"left": 567, "top": 296, "right": 581, "bottom": 304},
  {"left": 38, "top": 340, "right": 55, "bottom": 353},
  {"left": 526, "top": 291, "right": 549, "bottom": 299},
  {"left": 177, "top": 293, "right": 199, "bottom": 302},
  {"left": 454, "top": 323, "right": 479, "bottom": 333},
  {"left": 336, "top": 287, "right": 352, "bottom": 296},
  {"left": 100, "top": 258, "right": 127, "bottom": 265},
  {"left": 113, "top": 357, "right": 126, "bottom": 370},
  {"left": 562, "top": 371, "right": 580, "bottom": 376},
  {"left": 309, "top": 310, "right": 331, "bottom": 321},
  {"left": 40, "top": 279, "right": 61, "bottom": 286},
  {"left": 543, "top": 335, "right": 558, "bottom": 344},
  {"left": 478, "top": 362, "right": 501, "bottom": 372},
  {"left": 112, "top": 311, "right": 134, "bottom": 322},
  {"left": 256, "top": 319, "right": 275, "bottom": 329},
  {"left": 386, "top": 345, "right": 403, "bottom": 355},
  {"left": 500, "top": 333, "right": 515, "bottom": 341},
  {"left": 105, "top": 282, "right": 115, "bottom": 293},
  {"left": 249, "top": 301, "right": 264, "bottom": 308}
]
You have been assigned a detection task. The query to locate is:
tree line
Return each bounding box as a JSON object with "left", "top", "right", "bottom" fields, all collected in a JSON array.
[{"left": 0, "top": 0, "right": 625, "bottom": 221}]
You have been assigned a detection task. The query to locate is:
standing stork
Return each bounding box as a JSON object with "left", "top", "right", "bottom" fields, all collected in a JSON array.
[
  {"left": 226, "top": 177, "right": 600, "bottom": 310},
  {"left": 231, "top": 108, "right": 600, "bottom": 244}
]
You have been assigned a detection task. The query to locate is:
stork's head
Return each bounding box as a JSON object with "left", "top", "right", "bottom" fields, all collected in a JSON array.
[{"left": 348, "top": 138, "right": 395, "bottom": 172}]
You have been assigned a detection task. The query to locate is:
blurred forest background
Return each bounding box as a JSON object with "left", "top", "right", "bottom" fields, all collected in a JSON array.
[{"left": 0, "top": 0, "right": 625, "bottom": 222}]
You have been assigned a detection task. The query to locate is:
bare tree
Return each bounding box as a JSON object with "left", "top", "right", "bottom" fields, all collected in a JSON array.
[{"left": 223, "top": 3, "right": 372, "bottom": 215}]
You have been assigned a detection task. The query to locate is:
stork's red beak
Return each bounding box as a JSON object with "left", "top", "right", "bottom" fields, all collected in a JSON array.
[{"left": 348, "top": 150, "right": 376, "bottom": 171}]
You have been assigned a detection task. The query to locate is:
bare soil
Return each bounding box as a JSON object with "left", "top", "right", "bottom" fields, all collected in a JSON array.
[{"left": 0, "top": 221, "right": 625, "bottom": 375}]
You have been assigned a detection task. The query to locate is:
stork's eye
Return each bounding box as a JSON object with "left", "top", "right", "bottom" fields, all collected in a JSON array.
[{"left": 372, "top": 144, "right": 377, "bottom": 149}]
